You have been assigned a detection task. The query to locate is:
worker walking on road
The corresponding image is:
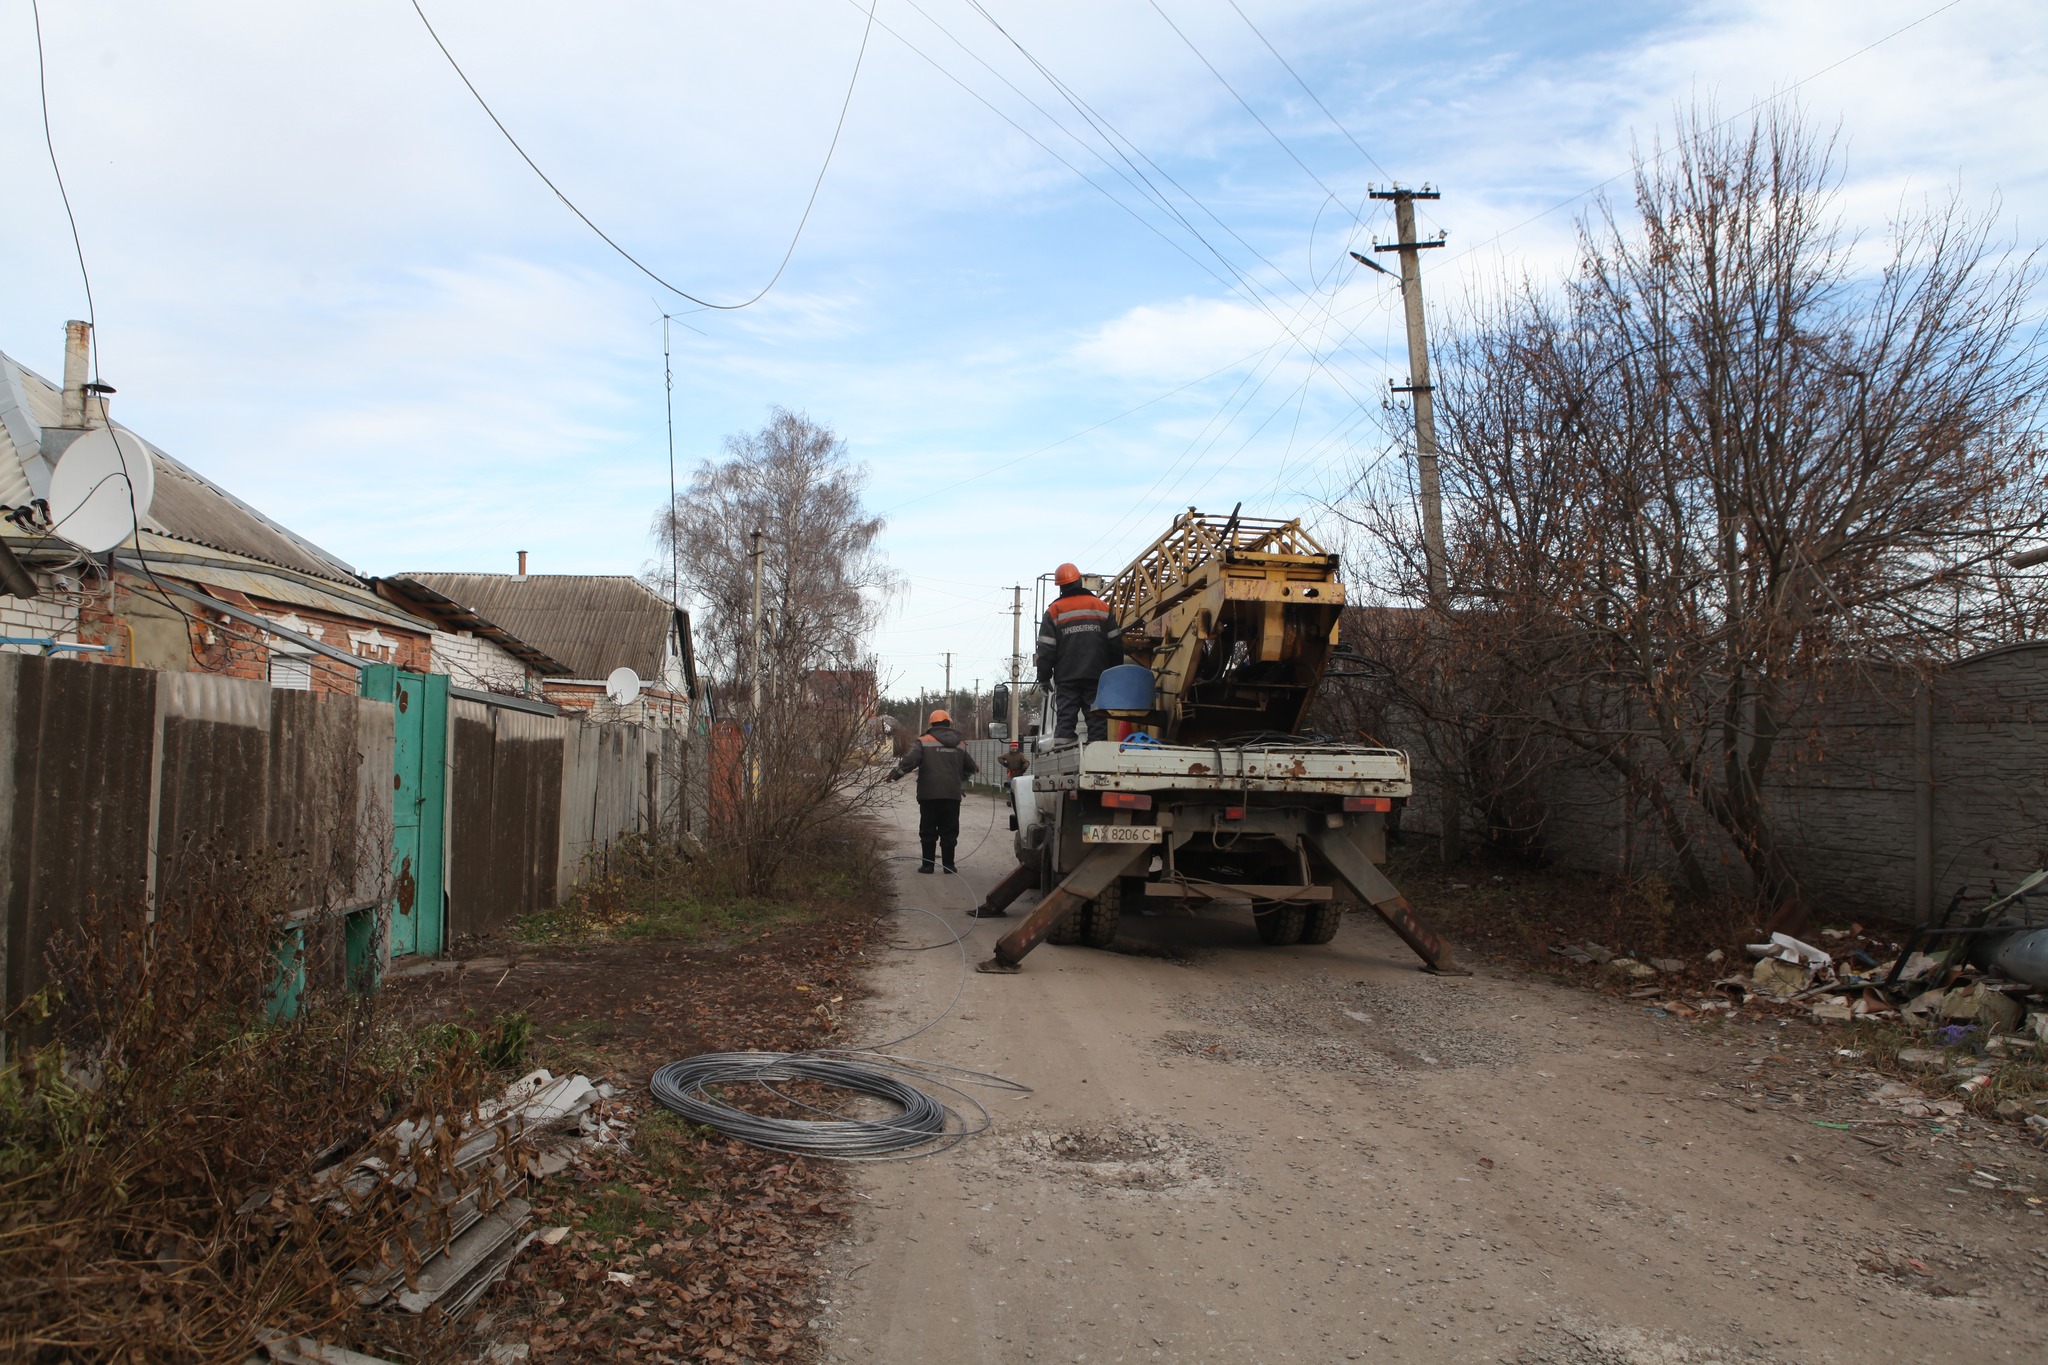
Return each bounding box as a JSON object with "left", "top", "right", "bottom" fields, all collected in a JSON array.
[
  {"left": 1035, "top": 563, "right": 1122, "bottom": 743},
  {"left": 886, "top": 709, "right": 980, "bottom": 874}
]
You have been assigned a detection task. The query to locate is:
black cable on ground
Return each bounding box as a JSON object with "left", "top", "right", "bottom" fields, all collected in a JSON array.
[{"left": 646, "top": 868, "right": 1030, "bottom": 1158}]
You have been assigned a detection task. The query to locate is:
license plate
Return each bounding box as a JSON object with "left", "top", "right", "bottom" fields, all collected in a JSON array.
[{"left": 1082, "top": 824, "right": 1161, "bottom": 844}]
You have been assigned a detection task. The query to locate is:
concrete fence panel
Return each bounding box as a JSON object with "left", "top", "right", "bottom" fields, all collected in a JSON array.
[{"left": 0, "top": 655, "right": 392, "bottom": 1021}]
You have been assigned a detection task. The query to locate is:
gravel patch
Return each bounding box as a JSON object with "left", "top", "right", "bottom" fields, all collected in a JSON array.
[
  {"left": 1158, "top": 972, "right": 1519, "bottom": 1075},
  {"left": 996, "top": 1121, "right": 1228, "bottom": 1192}
]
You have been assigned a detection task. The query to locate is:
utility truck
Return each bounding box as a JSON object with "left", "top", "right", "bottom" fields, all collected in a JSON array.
[{"left": 974, "top": 510, "right": 1461, "bottom": 975}]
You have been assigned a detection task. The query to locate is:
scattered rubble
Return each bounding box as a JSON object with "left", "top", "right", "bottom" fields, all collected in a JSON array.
[
  {"left": 1548, "top": 890, "right": 2048, "bottom": 1142},
  {"left": 248, "top": 1067, "right": 622, "bottom": 1357}
]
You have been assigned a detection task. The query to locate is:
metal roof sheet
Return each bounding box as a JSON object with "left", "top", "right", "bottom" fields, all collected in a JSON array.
[
  {"left": 401, "top": 573, "right": 672, "bottom": 680},
  {"left": 0, "top": 351, "right": 362, "bottom": 585},
  {"left": 126, "top": 538, "right": 427, "bottom": 632}
]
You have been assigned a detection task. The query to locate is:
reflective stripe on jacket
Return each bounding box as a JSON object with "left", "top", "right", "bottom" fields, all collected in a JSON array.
[
  {"left": 892, "top": 722, "right": 979, "bottom": 801},
  {"left": 1034, "top": 585, "right": 1122, "bottom": 683}
]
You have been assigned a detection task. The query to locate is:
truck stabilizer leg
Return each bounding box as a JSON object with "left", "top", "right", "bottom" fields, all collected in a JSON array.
[
  {"left": 1305, "top": 827, "right": 1470, "bottom": 975},
  {"left": 979, "top": 846, "right": 1148, "bottom": 973},
  {"left": 969, "top": 861, "right": 1037, "bottom": 919}
]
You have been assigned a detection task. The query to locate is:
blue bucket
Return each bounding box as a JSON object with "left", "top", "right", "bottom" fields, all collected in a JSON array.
[{"left": 1093, "top": 663, "right": 1157, "bottom": 714}]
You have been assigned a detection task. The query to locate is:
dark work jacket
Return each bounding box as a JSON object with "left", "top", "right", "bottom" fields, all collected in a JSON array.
[
  {"left": 1034, "top": 583, "right": 1123, "bottom": 683},
  {"left": 893, "top": 722, "right": 979, "bottom": 801}
]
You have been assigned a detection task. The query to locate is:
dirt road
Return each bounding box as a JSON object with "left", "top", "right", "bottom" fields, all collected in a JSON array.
[{"left": 816, "top": 787, "right": 2048, "bottom": 1364}]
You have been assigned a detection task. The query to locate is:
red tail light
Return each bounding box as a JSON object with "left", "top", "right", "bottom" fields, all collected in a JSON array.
[
  {"left": 1222, "top": 805, "right": 1245, "bottom": 821},
  {"left": 1100, "top": 791, "right": 1153, "bottom": 810},
  {"left": 1344, "top": 796, "right": 1392, "bottom": 812}
]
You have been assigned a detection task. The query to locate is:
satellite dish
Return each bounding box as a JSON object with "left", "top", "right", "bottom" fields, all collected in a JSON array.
[
  {"left": 48, "top": 427, "right": 155, "bottom": 553},
  {"left": 605, "top": 667, "right": 643, "bottom": 706}
]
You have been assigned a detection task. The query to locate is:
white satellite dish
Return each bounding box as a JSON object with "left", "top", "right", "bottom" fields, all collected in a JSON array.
[
  {"left": 604, "top": 667, "right": 643, "bottom": 706},
  {"left": 47, "top": 427, "right": 155, "bottom": 554}
]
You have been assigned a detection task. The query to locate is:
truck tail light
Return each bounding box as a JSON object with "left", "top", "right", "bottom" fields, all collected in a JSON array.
[
  {"left": 1221, "top": 805, "right": 1245, "bottom": 821},
  {"left": 1100, "top": 792, "right": 1153, "bottom": 810},
  {"left": 1344, "top": 796, "right": 1392, "bottom": 813}
]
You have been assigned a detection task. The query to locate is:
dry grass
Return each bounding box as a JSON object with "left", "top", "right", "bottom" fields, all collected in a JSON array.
[{"left": 0, "top": 851, "right": 522, "bottom": 1364}]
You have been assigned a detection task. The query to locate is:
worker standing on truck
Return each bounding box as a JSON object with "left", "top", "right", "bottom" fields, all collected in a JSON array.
[
  {"left": 1035, "top": 563, "right": 1122, "bottom": 743},
  {"left": 886, "top": 709, "right": 980, "bottom": 874}
]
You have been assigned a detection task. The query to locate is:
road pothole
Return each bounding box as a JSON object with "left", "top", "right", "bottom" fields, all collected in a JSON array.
[
  {"left": 1004, "top": 1122, "right": 1226, "bottom": 1192},
  {"left": 1159, "top": 973, "right": 1517, "bottom": 1075}
]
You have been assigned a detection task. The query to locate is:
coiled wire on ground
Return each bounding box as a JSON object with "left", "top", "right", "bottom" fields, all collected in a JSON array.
[
  {"left": 648, "top": 1050, "right": 1010, "bottom": 1160},
  {"left": 648, "top": 892, "right": 1029, "bottom": 1160}
]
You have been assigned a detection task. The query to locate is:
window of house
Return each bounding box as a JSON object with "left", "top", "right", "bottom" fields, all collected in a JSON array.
[{"left": 269, "top": 653, "right": 313, "bottom": 691}]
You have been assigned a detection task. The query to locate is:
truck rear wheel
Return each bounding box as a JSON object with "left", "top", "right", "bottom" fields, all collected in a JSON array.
[
  {"left": 1042, "top": 844, "right": 1083, "bottom": 945},
  {"left": 1255, "top": 904, "right": 1305, "bottom": 945},
  {"left": 1300, "top": 902, "right": 1343, "bottom": 944},
  {"left": 1080, "top": 878, "right": 1122, "bottom": 949}
]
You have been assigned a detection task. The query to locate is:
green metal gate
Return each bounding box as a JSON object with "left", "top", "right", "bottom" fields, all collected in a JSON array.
[{"left": 361, "top": 665, "right": 448, "bottom": 958}]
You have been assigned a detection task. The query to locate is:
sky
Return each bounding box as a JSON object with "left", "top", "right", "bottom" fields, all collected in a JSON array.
[{"left": 3, "top": 0, "right": 2042, "bottom": 697}]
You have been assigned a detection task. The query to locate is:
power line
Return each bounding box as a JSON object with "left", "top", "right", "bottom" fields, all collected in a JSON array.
[
  {"left": 1224, "top": 0, "right": 1394, "bottom": 183},
  {"left": 1436, "top": 0, "right": 1970, "bottom": 271},
  {"left": 1143, "top": 0, "right": 1337, "bottom": 200},
  {"left": 408, "top": 0, "right": 877, "bottom": 310},
  {"left": 30, "top": 0, "right": 95, "bottom": 377}
]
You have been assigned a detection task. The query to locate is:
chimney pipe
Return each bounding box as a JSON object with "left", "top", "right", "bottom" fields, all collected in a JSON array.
[
  {"left": 517, "top": 550, "right": 528, "bottom": 579},
  {"left": 61, "top": 320, "right": 90, "bottom": 428}
]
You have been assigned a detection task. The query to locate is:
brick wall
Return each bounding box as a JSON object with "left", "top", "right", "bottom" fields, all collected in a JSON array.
[
  {"left": 430, "top": 631, "right": 535, "bottom": 694},
  {"left": 0, "top": 573, "right": 82, "bottom": 652}
]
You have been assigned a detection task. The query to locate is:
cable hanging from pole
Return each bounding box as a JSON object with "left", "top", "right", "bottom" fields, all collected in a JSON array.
[{"left": 408, "top": 0, "right": 877, "bottom": 310}]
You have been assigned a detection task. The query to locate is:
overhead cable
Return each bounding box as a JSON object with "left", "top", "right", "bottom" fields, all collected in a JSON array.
[
  {"left": 1143, "top": 0, "right": 1337, "bottom": 200},
  {"left": 1435, "top": 0, "right": 1970, "bottom": 271},
  {"left": 1224, "top": 0, "right": 1395, "bottom": 182},
  {"left": 408, "top": 0, "right": 877, "bottom": 310}
]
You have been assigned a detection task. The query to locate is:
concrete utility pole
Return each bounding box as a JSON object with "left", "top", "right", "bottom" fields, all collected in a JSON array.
[
  {"left": 1371, "top": 186, "right": 1448, "bottom": 607},
  {"left": 1371, "top": 187, "right": 1462, "bottom": 865},
  {"left": 1008, "top": 585, "right": 1023, "bottom": 742},
  {"left": 943, "top": 652, "right": 953, "bottom": 718},
  {"left": 971, "top": 677, "right": 980, "bottom": 737},
  {"left": 749, "top": 529, "right": 765, "bottom": 715}
]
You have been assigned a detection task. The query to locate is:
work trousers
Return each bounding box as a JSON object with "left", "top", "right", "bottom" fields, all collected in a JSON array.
[
  {"left": 1053, "top": 677, "right": 1107, "bottom": 742},
  {"left": 918, "top": 798, "right": 962, "bottom": 867}
]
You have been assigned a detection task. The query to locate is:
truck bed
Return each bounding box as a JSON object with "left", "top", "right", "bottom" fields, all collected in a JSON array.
[{"left": 1030, "top": 739, "right": 1411, "bottom": 798}]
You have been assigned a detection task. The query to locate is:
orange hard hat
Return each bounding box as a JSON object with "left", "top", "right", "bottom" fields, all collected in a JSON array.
[
  {"left": 928, "top": 709, "right": 950, "bottom": 725},
  {"left": 1054, "top": 562, "right": 1082, "bottom": 585}
]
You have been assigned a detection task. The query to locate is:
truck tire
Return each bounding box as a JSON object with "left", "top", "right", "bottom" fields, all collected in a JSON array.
[
  {"left": 1042, "top": 842, "right": 1083, "bottom": 945},
  {"left": 1299, "top": 902, "right": 1343, "bottom": 944},
  {"left": 1080, "top": 878, "right": 1122, "bottom": 949},
  {"left": 1255, "top": 904, "right": 1305, "bottom": 945},
  {"left": 1046, "top": 909, "right": 1083, "bottom": 945}
]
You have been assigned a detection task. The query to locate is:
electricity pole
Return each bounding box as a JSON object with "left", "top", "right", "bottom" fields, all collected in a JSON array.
[
  {"left": 1370, "top": 185, "right": 1448, "bottom": 608},
  {"left": 1370, "top": 187, "right": 1462, "bottom": 865},
  {"left": 943, "top": 652, "right": 952, "bottom": 718},
  {"left": 1008, "top": 585, "right": 1023, "bottom": 742},
  {"left": 971, "top": 677, "right": 980, "bottom": 738},
  {"left": 749, "top": 529, "right": 765, "bottom": 715}
]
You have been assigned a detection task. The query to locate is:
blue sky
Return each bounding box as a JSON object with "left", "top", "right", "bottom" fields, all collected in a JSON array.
[{"left": 3, "top": 0, "right": 2041, "bottom": 693}]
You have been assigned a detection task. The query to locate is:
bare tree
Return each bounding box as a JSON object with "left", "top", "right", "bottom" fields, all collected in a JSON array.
[
  {"left": 1340, "top": 105, "right": 2048, "bottom": 914},
  {"left": 652, "top": 408, "right": 897, "bottom": 891}
]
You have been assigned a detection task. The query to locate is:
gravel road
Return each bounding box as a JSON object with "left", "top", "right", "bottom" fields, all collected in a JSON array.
[{"left": 815, "top": 787, "right": 2048, "bottom": 1363}]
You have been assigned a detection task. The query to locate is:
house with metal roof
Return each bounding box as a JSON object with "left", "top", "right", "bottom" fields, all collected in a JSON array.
[
  {"left": 0, "top": 322, "right": 566, "bottom": 703},
  {"left": 382, "top": 565, "right": 697, "bottom": 725}
]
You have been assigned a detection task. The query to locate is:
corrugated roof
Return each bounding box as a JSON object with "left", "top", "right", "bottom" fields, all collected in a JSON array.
[
  {"left": 127, "top": 537, "right": 427, "bottom": 633},
  {"left": 401, "top": 573, "right": 673, "bottom": 680},
  {"left": 377, "top": 576, "right": 575, "bottom": 675},
  {"left": 0, "top": 350, "right": 362, "bottom": 585}
]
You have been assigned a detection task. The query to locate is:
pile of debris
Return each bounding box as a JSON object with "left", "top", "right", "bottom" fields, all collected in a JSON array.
[
  {"left": 1546, "top": 941, "right": 1729, "bottom": 1019},
  {"left": 241, "top": 1068, "right": 626, "bottom": 1363}
]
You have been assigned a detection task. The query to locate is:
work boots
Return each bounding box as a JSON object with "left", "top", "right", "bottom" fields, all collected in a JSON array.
[{"left": 917, "top": 861, "right": 935, "bottom": 874}]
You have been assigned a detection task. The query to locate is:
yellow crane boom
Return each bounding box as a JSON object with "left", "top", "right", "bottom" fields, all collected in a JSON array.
[{"left": 1104, "top": 508, "right": 1344, "bottom": 743}]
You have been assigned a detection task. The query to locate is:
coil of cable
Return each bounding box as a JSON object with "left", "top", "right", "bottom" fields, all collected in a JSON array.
[{"left": 649, "top": 1050, "right": 973, "bottom": 1160}]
